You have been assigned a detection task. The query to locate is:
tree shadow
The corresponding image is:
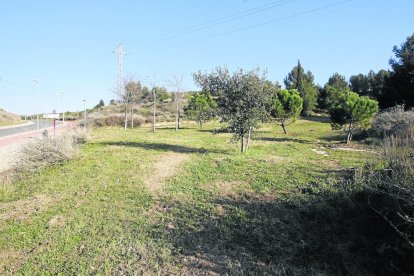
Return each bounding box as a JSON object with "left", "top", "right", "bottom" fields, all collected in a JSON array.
[
  {"left": 320, "top": 134, "right": 347, "bottom": 143},
  {"left": 301, "top": 116, "right": 331, "bottom": 123},
  {"left": 253, "top": 136, "right": 315, "bottom": 144},
  {"left": 158, "top": 187, "right": 414, "bottom": 275},
  {"left": 198, "top": 128, "right": 231, "bottom": 134},
  {"left": 97, "top": 141, "right": 229, "bottom": 155},
  {"left": 154, "top": 126, "right": 193, "bottom": 130}
]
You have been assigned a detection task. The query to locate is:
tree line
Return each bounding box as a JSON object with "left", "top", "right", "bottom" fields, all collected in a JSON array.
[{"left": 109, "top": 33, "right": 413, "bottom": 152}]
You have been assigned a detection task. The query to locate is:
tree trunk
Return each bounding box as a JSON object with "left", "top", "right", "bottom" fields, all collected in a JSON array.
[
  {"left": 178, "top": 110, "right": 180, "bottom": 129},
  {"left": 281, "top": 123, "right": 287, "bottom": 134},
  {"left": 200, "top": 121, "right": 203, "bottom": 130},
  {"left": 131, "top": 108, "right": 134, "bottom": 128},
  {"left": 246, "top": 126, "right": 252, "bottom": 153},
  {"left": 124, "top": 105, "right": 128, "bottom": 130},
  {"left": 346, "top": 122, "right": 353, "bottom": 144},
  {"left": 241, "top": 136, "right": 244, "bottom": 153},
  {"left": 152, "top": 104, "right": 156, "bottom": 133},
  {"left": 151, "top": 93, "right": 156, "bottom": 133},
  {"left": 175, "top": 97, "right": 179, "bottom": 131}
]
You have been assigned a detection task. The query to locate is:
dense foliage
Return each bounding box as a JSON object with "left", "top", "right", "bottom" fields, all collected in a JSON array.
[
  {"left": 271, "top": 89, "right": 303, "bottom": 134},
  {"left": 380, "top": 33, "right": 414, "bottom": 108},
  {"left": 193, "top": 67, "right": 273, "bottom": 153},
  {"left": 184, "top": 91, "right": 217, "bottom": 129},
  {"left": 329, "top": 91, "right": 378, "bottom": 143},
  {"left": 284, "top": 60, "right": 318, "bottom": 115},
  {"left": 349, "top": 69, "right": 389, "bottom": 100},
  {"left": 319, "top": 73, "right": 349, "bottom": 109}
]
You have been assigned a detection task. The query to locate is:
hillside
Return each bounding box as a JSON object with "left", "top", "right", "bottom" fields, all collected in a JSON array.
[
  {"left": 0, "top": 108, "right": 21, "bottom": 127},
  {"left": 90, "top": 97, "right": 189, "bottom": 127}
]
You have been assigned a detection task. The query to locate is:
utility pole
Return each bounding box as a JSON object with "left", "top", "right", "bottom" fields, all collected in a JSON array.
[
  {"left": 33, "top": 79, "right": 40, "bottom": 130},
  {"left": 57, "top": 92, "right": 65, "bottom": 124},
  {"left": 113, "top": 43, "right": 123, "bottom": 96}
]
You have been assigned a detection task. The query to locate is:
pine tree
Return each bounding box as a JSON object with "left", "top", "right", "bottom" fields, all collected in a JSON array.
[{"left": 284, "top": 60, "right": 317, "bottom": 115}]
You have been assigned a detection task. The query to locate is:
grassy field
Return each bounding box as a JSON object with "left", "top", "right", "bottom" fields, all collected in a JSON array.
[{"left": 0, "top": 118, "right": 379, "bottom": 274}]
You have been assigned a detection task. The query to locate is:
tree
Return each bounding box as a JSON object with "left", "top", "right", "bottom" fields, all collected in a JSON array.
[
  {"left": 124, "top": 79, "right": 142, "bottom": 129},
  {"left": 150, "top": 86, "right": 159, "bottom": 133},
  {"left": 193, "top": 67, "right": 272, "bottom": 153},
  {"left": 349, "top": 69, "right": 389, "bottom": 100},
  {"left": 169, "top": 75, "right": 184, "bottom": 131},
  {"left": 126, "top": 80, "right": 142, "bottom": 128},
  {"left": 271, "top": 89, "right": 303, "bottom": 134},
  {"left": 319, "top": 73, "right": 350, "bottom": 109},
  {"left": 109, "top": 99, "right": 116, "bottom": 105},
  {"left": 156, "top": 87, "right": 169, "bottom": 102},
  {"left": 141, "top": 86, "right": 150, "bottom": 101},
  {"left": 380, "top": 33, "right": 414, "bottom": 108},
  {"left": 184, "top": 91, "right": 217, "bottom": 129},
  {"left": 329, "top": 91, "right": 378, "bottom": 144},
  {"left": 284, "top": 60, "right": 317, "bottom": 115},
  {"left": 118, "top": 79, "right": 132, "bottom": 130},
  {"left": 98, "top": 99, "right": 105, "bottom": 107},
  {"left": 93, "top": 99, "right": 105, "bottom": 110}
]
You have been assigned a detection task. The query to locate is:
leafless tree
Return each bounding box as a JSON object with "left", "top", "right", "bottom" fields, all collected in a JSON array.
[
  {"left": 121, "top": 77, "right": 142, "bottom": 130},
  {"left": 169, "top": 74, "right": 184, "bottom": 131},
  {"left": 145, "top": 73, "right": 159, "bottom": 133}
]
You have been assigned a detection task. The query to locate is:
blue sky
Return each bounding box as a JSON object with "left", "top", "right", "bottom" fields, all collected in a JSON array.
[{"left": 0, "top": 0, "right": 413, "bottom": 114}]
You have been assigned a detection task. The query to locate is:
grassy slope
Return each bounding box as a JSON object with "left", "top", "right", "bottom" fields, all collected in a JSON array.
[
  {"left": 0, "top": 118, "right": 377, "bottom": 274},
  {"left": 0, "top": 109, "right": 21, "bottom": 127}
]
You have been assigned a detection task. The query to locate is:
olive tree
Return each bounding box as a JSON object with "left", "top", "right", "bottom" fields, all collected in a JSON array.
[
  {"left": 193, "top": 67, "right": 272, "bottom": 153},
  {"left": 329, "top": 91, "right": 378, "bottom": 143},
  {"left": 184, "top": 91, "right": 217, "bottom": 129},
  {"left": 271, "top": 89, "right": 303, "bottom": 134}
]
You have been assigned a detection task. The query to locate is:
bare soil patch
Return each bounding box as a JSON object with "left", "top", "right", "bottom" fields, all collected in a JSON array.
[
  {"left": 0, "top": 194, "right": 55, "bottom": 221},
  {"left": 212, "top": 181, "right": 242, "bottom": 198},
  {"left": 0, "top": 248, "right": 25, "bottom": 274},
  {"left": 47, "top": 215, "right": 66, "bottom": 227},
  {"left": 311, "top": 148, "right": 329, "bottom": 156},
  {"left": 143, "top": 153, "right": 190, "bottom": 193}
]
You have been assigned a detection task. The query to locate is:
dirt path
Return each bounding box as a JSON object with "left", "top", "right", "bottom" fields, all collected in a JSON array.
[{"left": 143, "top": 153, "right": 190, "bottom": 193}]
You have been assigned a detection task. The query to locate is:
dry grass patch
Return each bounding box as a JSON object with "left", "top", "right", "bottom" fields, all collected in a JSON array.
[
  {"left": 212, "top": 181, "right": 243, "bottom": 198},
  {"left": 143, "top": 153, "right": 190, "bottom": 193},
  {"left": 47, "top": 215, "right": 67, "bottom": 227},
  {"left": 0, "top": 194, "right": 59, "bottom": 222},
  {"left": 0, "top": 249, "right": 26, "bottom": 274}
]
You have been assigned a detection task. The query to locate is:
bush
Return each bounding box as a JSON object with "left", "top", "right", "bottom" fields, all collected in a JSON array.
[
  {"left": 93, "top": 114, "right": 144, "bottom": 128},
  {"left": 13, "top": 130, "right": 88, "bottom": 174},
  {"left": 350, "top": 129, "right": 414, "bottom": 273},
  {"left": 372, "top": 105, "right": 414, "bottom": 137}
]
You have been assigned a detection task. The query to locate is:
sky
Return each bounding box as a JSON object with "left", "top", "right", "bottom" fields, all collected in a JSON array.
[{"left": 0, "top": 0, "right": 413, "bottom": 114}]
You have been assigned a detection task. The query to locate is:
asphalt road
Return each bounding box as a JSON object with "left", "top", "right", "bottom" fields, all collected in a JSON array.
[{"left": 0, "top": 121, "right": 55, "bottom": 137}]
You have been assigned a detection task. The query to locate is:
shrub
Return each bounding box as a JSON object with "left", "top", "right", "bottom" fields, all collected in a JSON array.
[
  {"left": 372, "top": 105, "right": 414, "bottom": 137},
  {"left": 13, "top": 130, "right": 88, "bottom": 174},
  {"left": 349, "top": 129, "right": 414, "bottom": 273},
  {"left": 93, "top": 114, "right": 144, "bottom": 128}
]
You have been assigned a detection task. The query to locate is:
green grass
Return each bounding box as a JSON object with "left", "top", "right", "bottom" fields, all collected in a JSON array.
[{"left": 0, "top": 118, "right": 378, "bottom": 274}]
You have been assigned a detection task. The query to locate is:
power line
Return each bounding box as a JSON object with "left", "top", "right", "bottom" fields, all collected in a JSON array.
[
  {"left": 127, "top": 0, "right": 296, "bottom": 52},
  {"left": 0, "top": 76, "right": 31, "bottom": 88},
  {"left": 157, "top": 0, "right": 352, "bottom": 51}
]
